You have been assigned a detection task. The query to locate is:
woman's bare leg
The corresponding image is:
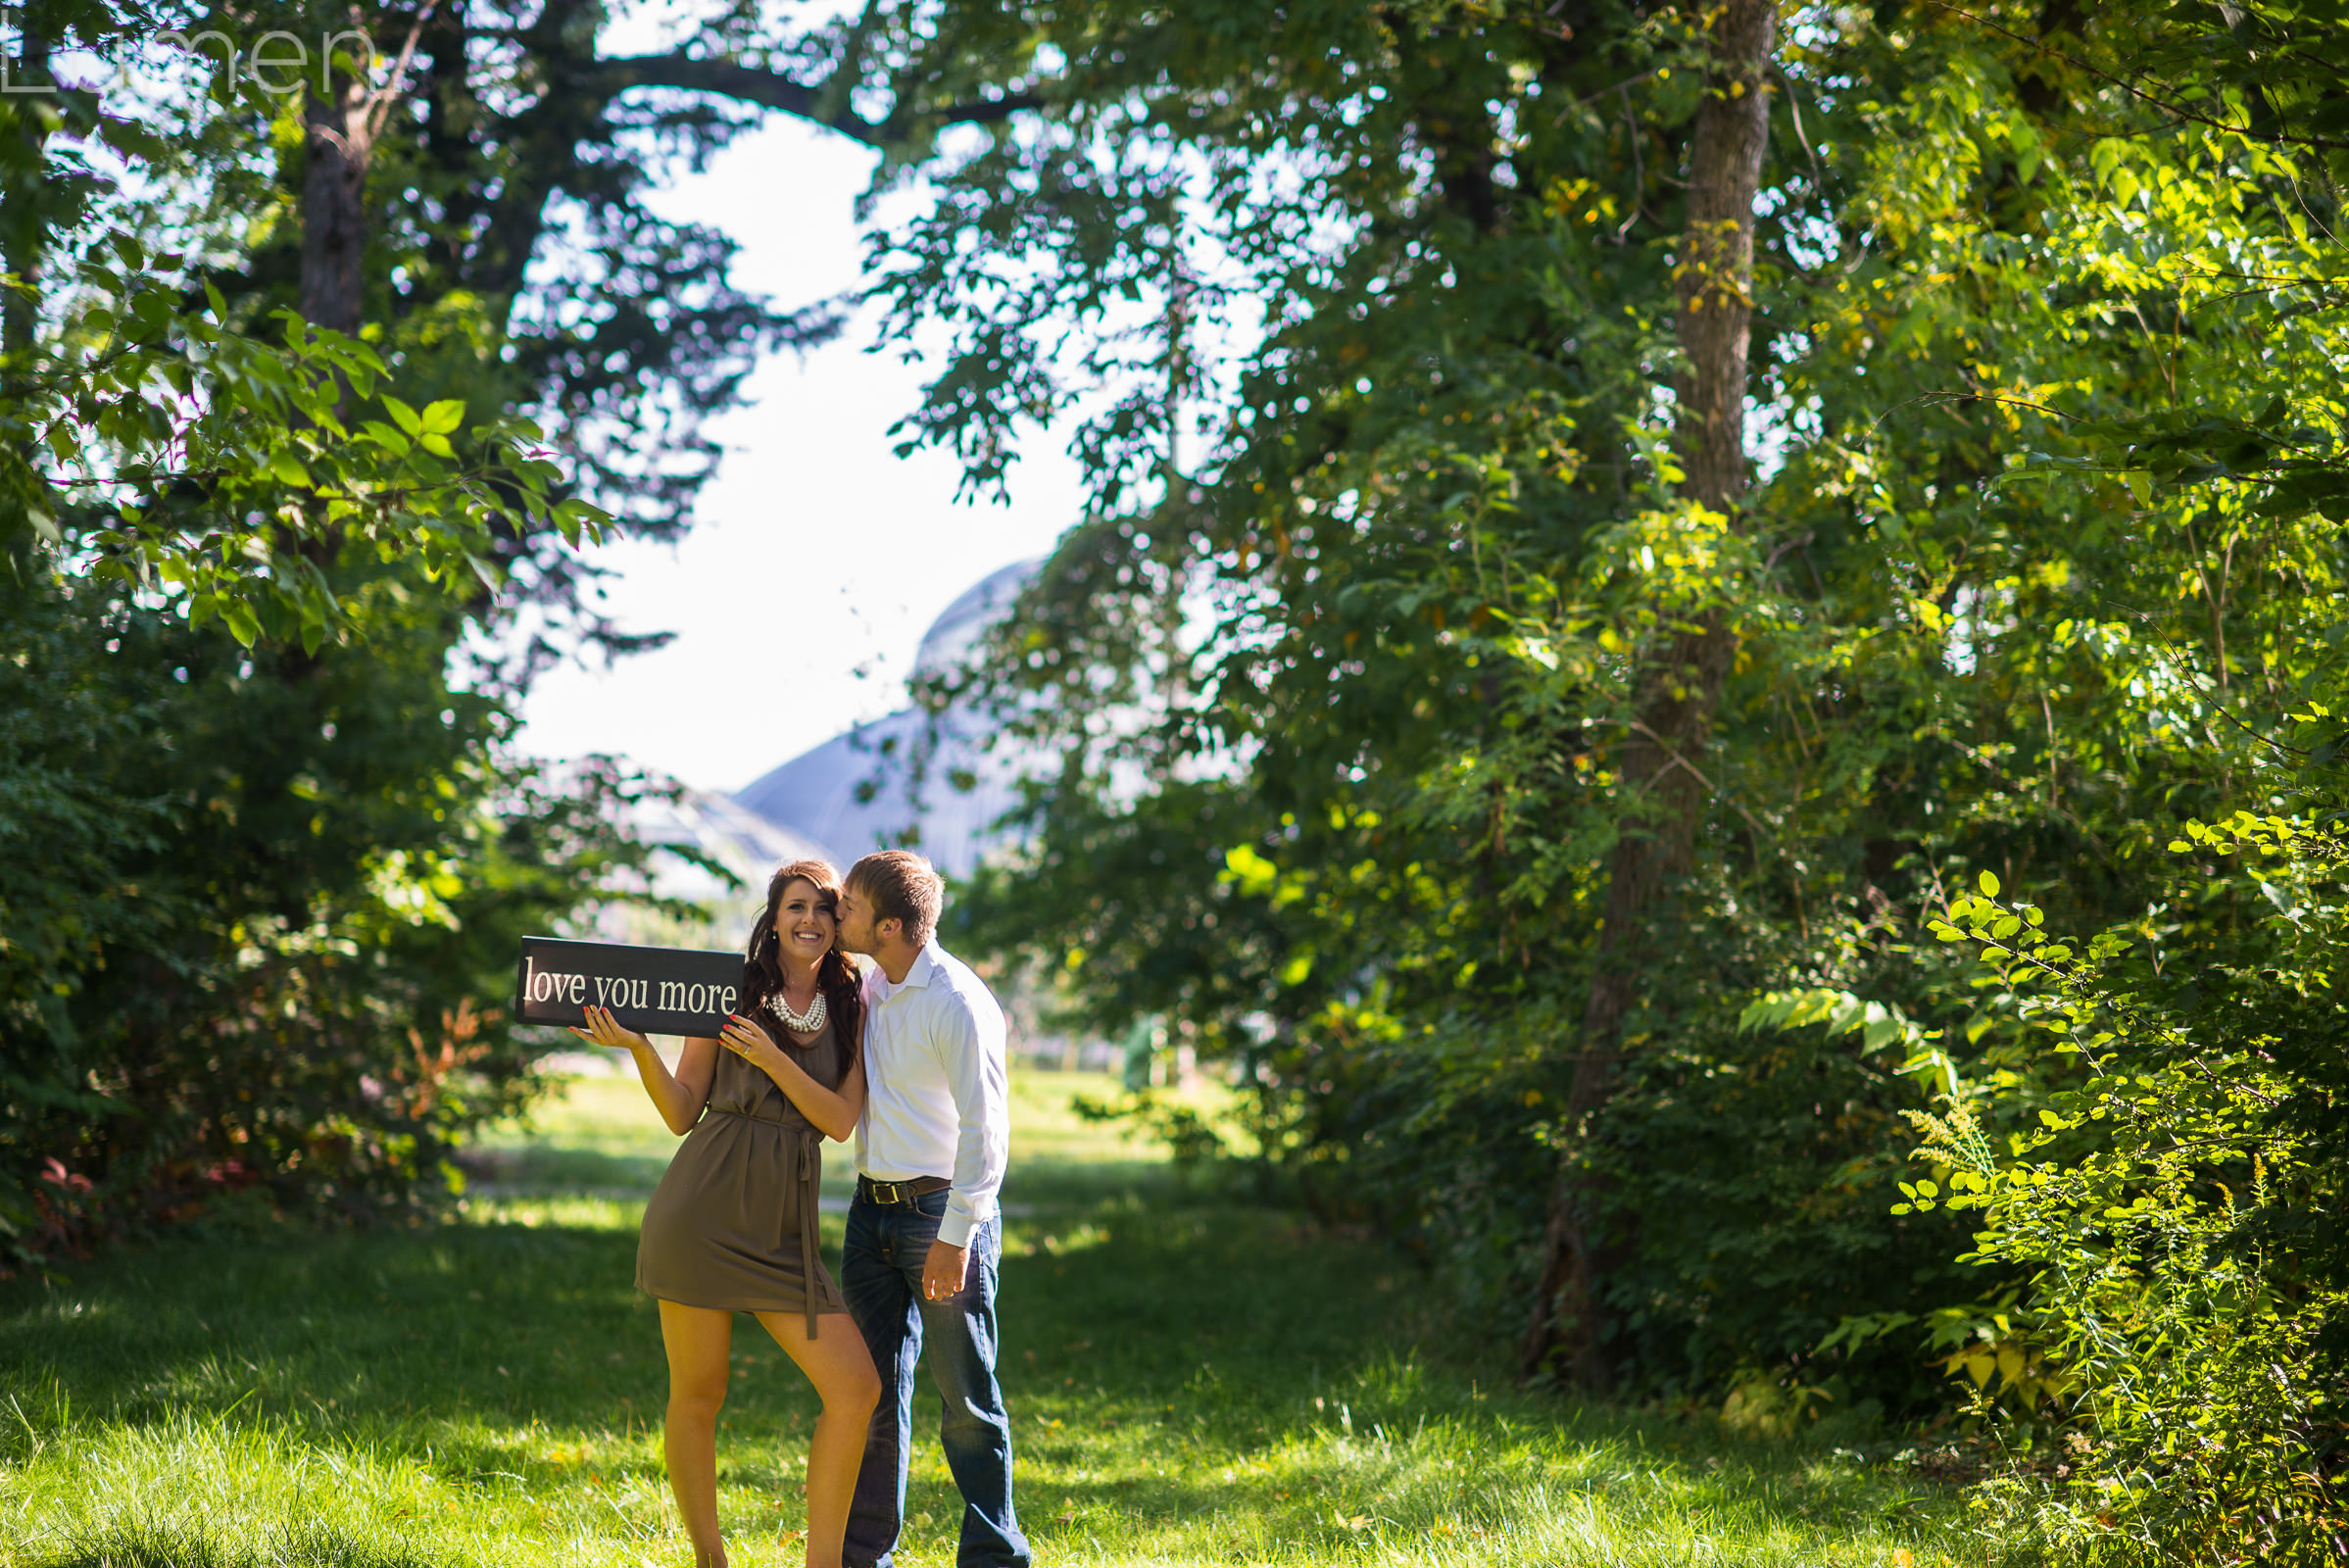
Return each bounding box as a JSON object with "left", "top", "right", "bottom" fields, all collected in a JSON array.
[
  {"left": 659, "top": 1300, "right": 735, "bottom": 1568},
  {"left": 756, "top": 1310, "right": 883, "bottom": 1568}
]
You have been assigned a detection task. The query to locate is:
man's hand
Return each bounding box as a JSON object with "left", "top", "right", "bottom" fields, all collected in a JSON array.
[{"left": 922, "top": 1239, "right": 970, "bottom": 1303}]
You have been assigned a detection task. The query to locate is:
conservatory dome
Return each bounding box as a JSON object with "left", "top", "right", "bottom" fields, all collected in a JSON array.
[
  {"left": 911, "top": 560, "right": 1034, "bottom": 682},
  {"left": 729, "top": 559, "right": 1046, "bottom": 879}
]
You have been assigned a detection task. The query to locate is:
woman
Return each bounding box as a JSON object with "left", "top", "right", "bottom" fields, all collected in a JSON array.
[{"left": 572, "top": 859, "right": 881, "bottom": 1568}]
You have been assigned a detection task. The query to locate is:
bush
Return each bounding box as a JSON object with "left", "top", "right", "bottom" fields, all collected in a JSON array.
[
  {"left": 1908, "top": 823, "right": 2349, "bottom": 1563},
  {"left": 0, "top": 571, "right": 671, "bottom": 1268}
]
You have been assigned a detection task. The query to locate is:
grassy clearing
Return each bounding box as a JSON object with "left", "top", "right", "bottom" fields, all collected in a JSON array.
[{"left": 2, "top": 1071, "right": 2012, "bottom": 1567}]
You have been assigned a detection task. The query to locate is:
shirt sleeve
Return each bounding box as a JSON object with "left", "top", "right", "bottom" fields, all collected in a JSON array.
[{"left": 936, "top": 986, "right": 1009, "bottom": 1249}]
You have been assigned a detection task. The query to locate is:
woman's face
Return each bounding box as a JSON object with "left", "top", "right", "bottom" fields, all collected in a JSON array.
[{"left": 770, "top": 877, "right": 837, "bottom": 966}]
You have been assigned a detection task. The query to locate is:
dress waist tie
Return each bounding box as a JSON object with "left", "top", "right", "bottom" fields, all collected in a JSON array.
[
  {"left": 790, "top": 1127, "right": 822, "bottom": 1338},
  {"left": 710, "top": 1104, "right": 827, "bottom": 1338}
]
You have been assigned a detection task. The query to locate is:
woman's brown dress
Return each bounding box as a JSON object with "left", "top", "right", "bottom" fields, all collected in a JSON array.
[{"left": 636, "top": 1018, "right": 849, "bottom": 1334}]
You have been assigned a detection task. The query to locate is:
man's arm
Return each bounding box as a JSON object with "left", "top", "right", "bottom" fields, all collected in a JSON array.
[{"left": 935, "top": 988, "right": 1009, "bottom": 1250}]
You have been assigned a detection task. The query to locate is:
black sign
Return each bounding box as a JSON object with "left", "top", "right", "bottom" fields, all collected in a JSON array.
[{"left": 515, "top": 936, "right": 746, "bottom": 1037}]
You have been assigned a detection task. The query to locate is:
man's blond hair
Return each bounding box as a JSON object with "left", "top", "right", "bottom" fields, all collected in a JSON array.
[{"left": 846, "top": 850, "right": 943, "bottom": 949}]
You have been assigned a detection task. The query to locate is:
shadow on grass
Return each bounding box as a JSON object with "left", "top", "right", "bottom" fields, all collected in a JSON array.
[
  {"left": 1000, "top": 1154, "right": 1191, "bottom": 1210},
  {"left": 0, "top": 1216, "right": 669, "bottom": 1438},
  {"left": 454, "top": 1143, "right": 671, "bottom": 1197}
]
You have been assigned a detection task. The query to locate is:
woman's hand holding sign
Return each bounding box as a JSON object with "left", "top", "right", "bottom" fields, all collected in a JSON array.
[
  {"left": 718, "top": 1012, "right": 786, "bottom": 1075},
  {"left": 570, "top": 1003, "right": 652, "bottom": 1055}
]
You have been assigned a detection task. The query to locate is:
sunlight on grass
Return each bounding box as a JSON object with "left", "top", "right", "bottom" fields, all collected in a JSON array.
[
  {"left": 1, "top": 1068, "right": 2004, "bottom": 1568},
  {"left": 466, "top": 1065, "right": 1173, "bottom": 1206}
]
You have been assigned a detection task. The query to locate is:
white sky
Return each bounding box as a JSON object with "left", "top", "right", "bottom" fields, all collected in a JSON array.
[{"left": 513, "top": 116, "right": 1088, "bottom": 794}]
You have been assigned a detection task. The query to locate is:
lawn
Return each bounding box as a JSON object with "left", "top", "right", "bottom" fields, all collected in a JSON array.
[{"left": 1, "top": 1070, "right": 2007, "bottom": 1567}]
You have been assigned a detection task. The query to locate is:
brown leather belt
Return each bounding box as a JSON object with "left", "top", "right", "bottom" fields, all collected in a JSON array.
[{"left": 857, "top": 1174, "right": 951, "bottom": 1206}]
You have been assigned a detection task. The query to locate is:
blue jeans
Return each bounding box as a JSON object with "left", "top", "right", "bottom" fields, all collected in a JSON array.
[{"left": 841, "top": 1190, "right": 1030, "bottom": 1568}]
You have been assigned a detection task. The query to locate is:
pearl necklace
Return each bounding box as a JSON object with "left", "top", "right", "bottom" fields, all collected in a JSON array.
[{"left": 766, "top": 986, "right": 828, "bottom": 1035}]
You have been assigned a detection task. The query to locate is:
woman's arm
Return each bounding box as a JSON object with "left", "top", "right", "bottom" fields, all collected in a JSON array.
[
  {"left": 717, "top": 1013, "right": 865, "bottom": 1143},
  {"left": 572, "top": 1005, "right": 716, "bottom": 1135},
  {"left": 828, "top": 1058, "right": 867, "bottom": 1143}
]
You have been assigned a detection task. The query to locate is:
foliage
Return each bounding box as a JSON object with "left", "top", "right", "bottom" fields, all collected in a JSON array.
[
  {"left": 17, "top": 241, "right": 604, "bottom": 652},
  {"left": 1068, "top": 1087, "right": 1236, "bottom": 1171},
  {"left": 892, "top": 0, "right": 2349, "bottom": 1492},
  {"left": 0, "top": 0, "right": 853, "bottom": 1259},
  {"left": 0, "top": 23, "right": 610, "bottom": 653},
  {"left": 0, "top": 564, "right": 679, "bottom": 1266},
  {"left": 1902, "top": 820, "right": 2349, "bottom": 1564}
]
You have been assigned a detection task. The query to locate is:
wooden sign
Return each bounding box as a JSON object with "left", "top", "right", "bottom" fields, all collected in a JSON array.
[{"left": 515, "top": 936, "right": 745, "bottom": 1037}]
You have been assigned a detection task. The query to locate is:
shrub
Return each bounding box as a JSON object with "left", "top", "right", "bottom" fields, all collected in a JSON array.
[
  {"left": 1909, "top": 826, "right": 2349, "bottom": 1563},
  {"left": 0, "top": 571, "right": 674, "bottom": 1268}
]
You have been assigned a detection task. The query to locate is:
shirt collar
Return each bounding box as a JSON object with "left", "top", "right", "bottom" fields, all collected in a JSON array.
[{"left": 872, "top": 944, "right": 937, "bottom": 1003}]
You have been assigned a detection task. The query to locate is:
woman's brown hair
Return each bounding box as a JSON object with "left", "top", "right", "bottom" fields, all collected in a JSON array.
[{"left": 740, "top": 858, "right": 862, "bottom": 1072}]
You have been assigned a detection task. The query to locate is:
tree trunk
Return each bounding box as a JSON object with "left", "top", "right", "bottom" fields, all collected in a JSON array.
[
  {"left": 1519, "top": 0, "right": 1777, "bottom": 1390},
  {"left": 2, "top": 21, "right": 50, "bottom": 381},
  {"left": 282, "top": 42, "right": 383, "bottom": 609},
  {"left": 301, "top": 60, "right": 375, "bottom": 335}
]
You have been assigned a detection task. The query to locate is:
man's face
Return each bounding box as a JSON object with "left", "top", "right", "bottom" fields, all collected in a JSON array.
[{"left": 835, "top": 882, "right": 888, "bottom": 956}]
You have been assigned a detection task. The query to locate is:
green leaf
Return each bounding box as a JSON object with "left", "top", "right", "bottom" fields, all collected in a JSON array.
[
  {"left": 362, "top": 420, "right": 413, "bottom": 458},
  {"left": 553, "top": 499, "right": 608, "bottom": 545},
  {"left": 384, "top": 397, "right": 424, "bottom": 437},
  {"left": 1978, "top": 869, "right": 2001, "bottom": 897},
  {"left": 419, "top": 399, "right": 465, "bottom": 436},
  {"left": 220, "top": 599, "right": 261, "bottom": 648},
  {"left": 402, "top": 448, "right": 452, "bottom": 483}
]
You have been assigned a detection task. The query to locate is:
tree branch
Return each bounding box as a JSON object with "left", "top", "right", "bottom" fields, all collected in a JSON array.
[
  {"left": 602, "top": 53, "right": 862, "bottom": 138},
  {"left": 601, "top": 52, "right": 1042, "bottom": 146}
]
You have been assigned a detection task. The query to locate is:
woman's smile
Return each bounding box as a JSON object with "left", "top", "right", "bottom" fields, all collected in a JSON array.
[{"left": 771, "top": 875, "right": 837, "bottom": 956}]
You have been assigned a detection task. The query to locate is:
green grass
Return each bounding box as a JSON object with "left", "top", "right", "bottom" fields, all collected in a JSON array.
[{"left": 1, "top": 1071, "right": 2009, "bottom": 1567}]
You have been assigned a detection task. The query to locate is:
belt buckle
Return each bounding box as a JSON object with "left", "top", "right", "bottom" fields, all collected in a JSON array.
[{"left": 871, "top": 1178, "right": 904, "bottom": 1205}]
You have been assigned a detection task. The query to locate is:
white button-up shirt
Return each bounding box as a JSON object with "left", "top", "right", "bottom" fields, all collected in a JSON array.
[{"left": 856, "top": 942, "right": 1009, "bottom": 1248}]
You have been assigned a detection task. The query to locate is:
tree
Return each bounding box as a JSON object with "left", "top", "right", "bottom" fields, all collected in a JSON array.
[
  {"left": 886, "top": 0, "right": 2349, "bottom": 1439},
  {"left": 1526, "top": 0, "right": 1780, "bottom": 1390},
  {"left": 0, "top": 0, "right": 1040, "bottom": 1259}
]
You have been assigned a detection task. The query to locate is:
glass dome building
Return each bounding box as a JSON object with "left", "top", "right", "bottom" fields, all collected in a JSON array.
[{"left": 730, "top": 559, "right": 1043, "bottom": 878}]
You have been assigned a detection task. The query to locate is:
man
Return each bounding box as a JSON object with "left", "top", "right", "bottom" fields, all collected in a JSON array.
[{"left": 833, "top": 850, "right": 1029, "bottom": 1568}]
